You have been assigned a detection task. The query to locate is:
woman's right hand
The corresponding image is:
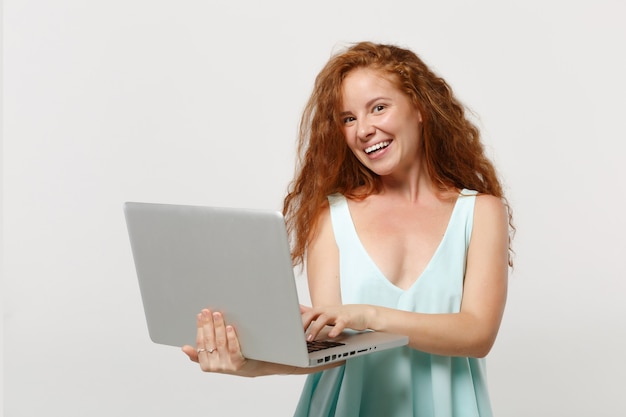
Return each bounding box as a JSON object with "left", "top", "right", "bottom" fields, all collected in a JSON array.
[{"left": 181, "top": 309, "right": 249, "bottom": 374}]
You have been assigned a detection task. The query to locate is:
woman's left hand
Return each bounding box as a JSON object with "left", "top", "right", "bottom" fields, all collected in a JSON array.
[
  {"left": 181, "top": 309, "right": 248, "bottom": 374},
  {"left": 300, "top": 304, "right": 375, "bottom": 341}
]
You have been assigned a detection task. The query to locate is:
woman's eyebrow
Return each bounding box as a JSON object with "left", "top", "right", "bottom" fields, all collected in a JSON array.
[{"left": 340, "top": 97, "right": 392, "bottom": 116}]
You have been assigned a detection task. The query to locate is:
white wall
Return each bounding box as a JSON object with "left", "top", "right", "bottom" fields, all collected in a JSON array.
[{"left": 3, "top": 1, "right": 625, "bottom": 416}]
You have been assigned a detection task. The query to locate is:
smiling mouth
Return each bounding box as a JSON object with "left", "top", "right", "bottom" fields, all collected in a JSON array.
[{"left": 365, "top": 141, "right": 391, "bottom": 154}]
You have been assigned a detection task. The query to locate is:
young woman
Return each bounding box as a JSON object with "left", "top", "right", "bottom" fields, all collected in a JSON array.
[{"left": 183, "top": 41, "right": 513, "bottom": 417}]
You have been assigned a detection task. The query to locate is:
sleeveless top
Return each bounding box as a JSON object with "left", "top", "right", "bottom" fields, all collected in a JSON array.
[{"left": 293, "top": 190, "right": 493, "bottom": 417}]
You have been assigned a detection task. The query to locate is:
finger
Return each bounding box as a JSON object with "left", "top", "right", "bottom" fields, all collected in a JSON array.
[
  {"left": 301, "top": 308, "right": 318, "bottom": 330},
  {"left": 225, "top": 325, "right": 248, "bottom": 369},
  {"left": 187, "top": 312, "right": 205, "bottom": 364},
  {"left": 200, "top": 309, "right": 217, "bottom": 353},
  {"left": 225, "top": 325, "right": 242, "bottom": 355},
  {"left": 182, "top": 345, "right": 199, "bottom": 362},
  {"left": 328, "top": 320, "right": 346, "bottom": 338},
  {"left": 212, "top": 311, "right": 228, "bottom": 353},
  {"left": 306, "top": 314, "right": 332, "bottom": 341},
  {"left": 195, "top": 312, "right": 206, "bottom": 349},
  {"left": 302, "top": 313, "right": 313, "bottom": 331}
]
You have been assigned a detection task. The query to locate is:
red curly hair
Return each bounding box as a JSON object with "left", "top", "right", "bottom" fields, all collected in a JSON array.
[{"left": 283, "top": 42, "right": 513, "bottom": 266}]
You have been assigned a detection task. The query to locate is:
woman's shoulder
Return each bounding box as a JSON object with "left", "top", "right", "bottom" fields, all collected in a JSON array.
[
  {"left": 474, "top": 193, "right": 507, "bottom": 216},
  {"left": 472, "top": 193, "right": 509, "bottom": 238}
]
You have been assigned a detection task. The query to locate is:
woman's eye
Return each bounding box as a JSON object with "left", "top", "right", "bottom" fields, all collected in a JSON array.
[
  {"left": 343, "top": 116, "right": 356, "bottom": 124},
  {"left": 373, "top": 105, "right": 385, "bottom": 112}
]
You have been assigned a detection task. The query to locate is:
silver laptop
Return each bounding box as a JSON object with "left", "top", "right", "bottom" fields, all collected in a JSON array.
[{"left": 123, "top": 201, "right": 408, "bottom": 367}]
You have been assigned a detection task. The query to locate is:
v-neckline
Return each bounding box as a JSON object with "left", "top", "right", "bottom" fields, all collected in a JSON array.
[{"left": 343, "top": 191, "right": 465, "bottom": 293}]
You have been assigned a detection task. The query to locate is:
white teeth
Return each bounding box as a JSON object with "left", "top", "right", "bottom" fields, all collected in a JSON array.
[{"left": 365, "top": 141, "right": 390, "bottom": 154}]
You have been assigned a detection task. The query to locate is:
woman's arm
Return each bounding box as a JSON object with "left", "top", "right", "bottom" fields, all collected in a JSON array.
[
  {"left": 303, "top": 194, "right": 509, "bottom": 358},
  {"left": 306, "top": 205, "right": 343, "bottom": 307}
]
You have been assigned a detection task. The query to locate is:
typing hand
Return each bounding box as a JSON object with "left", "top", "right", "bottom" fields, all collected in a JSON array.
[{"left": 301, "top": 304, "right": 373, "bottom": 341}]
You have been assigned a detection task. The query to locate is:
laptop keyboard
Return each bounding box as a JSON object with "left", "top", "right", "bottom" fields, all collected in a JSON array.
[{"left": 307, "top": 340, "right": 346, "bottom": 353}]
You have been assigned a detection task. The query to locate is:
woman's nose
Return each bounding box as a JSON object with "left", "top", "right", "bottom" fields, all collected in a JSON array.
[{"left": 357, "top": 119, "right": 375, "bottom": 141}]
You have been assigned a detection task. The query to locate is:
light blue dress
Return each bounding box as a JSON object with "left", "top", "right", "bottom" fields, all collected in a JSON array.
[{"left": 294, "top": 190, "right": 493, "bottom": 417}]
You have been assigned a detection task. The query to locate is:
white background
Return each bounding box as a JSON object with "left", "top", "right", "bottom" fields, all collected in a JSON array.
[{"left": 3, "top": 0, "right": 625, "bottom": 416}]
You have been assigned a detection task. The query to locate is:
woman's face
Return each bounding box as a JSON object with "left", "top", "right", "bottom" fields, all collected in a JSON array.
[{"left": 340, "top": 68, "right": 423, "bottom": 178}]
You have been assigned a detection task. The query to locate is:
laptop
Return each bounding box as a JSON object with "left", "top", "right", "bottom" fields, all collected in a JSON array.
[{"left": 123, "top": 201, "right": 408, "bottom": 367}]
